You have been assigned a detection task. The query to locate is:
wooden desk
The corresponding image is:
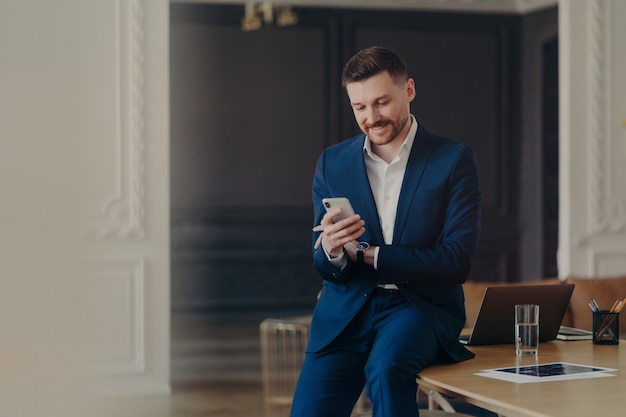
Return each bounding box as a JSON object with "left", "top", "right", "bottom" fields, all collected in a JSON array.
[{"left": 418, "top": 340, "right": 626, "bottom": 417}]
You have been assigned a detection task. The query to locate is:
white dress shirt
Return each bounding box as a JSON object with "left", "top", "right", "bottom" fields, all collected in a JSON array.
[{"left": 364, "top": 115, "right": 417, "bottom": 249}]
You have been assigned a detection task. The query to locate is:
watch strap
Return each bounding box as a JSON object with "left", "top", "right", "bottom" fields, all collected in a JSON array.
[{"left": 356, "top": 242, "right": 369, "bottom": 264}]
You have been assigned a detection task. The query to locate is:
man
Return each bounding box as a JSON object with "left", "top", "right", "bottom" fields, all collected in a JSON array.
[{"left": 290, "top": 46, "right": 481, "bottom": 417}]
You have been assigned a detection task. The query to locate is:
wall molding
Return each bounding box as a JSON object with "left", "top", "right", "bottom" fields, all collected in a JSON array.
[
  {"left": 588, "top": 0, "right": 626, "bottom": 235},
  {"left": 172, "top": 0, "right": 558, "bottom": 14},
  {"left": 591, "top": 248, "right": 626, "bottom": 277},
  {"left": 93, "top": 0, "right": 146, "bottom": 240},
  {"left": 87, "top": 257, "right": 146, "bottom": 375}
]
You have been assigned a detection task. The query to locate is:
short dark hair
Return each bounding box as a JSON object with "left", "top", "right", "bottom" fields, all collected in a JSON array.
[{"left": 341, "top": 46, "right": 409, "bottom": 87}]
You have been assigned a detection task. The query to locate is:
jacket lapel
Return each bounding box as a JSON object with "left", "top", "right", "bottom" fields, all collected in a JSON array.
[
  {"left": 393, "top": 127, "right": 433, "bottom": 243},
  {"left": 349, "top": 135, "right": 384, "bottom": 245}
]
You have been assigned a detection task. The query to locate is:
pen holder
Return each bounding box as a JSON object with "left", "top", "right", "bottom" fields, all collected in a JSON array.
[{"left": 592, "top": 311, "right": 619, "bottom": 345}]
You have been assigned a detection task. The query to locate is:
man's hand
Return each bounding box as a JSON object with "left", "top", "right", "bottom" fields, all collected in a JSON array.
[{"left": 313, "top": 207, "right": 365, "bottom": 258}]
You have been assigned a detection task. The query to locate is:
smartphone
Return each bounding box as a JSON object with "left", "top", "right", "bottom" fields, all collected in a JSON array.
[{"left": 322, "top": 197, "right": 356, "bottom": 222}]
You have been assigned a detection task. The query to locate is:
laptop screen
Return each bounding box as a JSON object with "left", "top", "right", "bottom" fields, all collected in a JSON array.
[{"left": 460, "top": 283, "right": 574, "bottom": 346}]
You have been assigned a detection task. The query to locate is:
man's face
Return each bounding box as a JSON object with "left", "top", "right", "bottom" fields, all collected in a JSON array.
[{"left": 345, "top": 71, "right": 415, "bottom": 146}]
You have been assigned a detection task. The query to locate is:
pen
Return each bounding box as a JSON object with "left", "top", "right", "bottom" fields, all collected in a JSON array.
[
  {"left": 589, "top": 299, "right": 600, "bottom": 313},
  {"left": 596, "top": 298, "right": 626, "bottom": 339}
]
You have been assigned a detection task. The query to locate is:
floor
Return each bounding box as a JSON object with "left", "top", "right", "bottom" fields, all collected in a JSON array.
[
  {"left": 91, "top": 312, "right": 494, "bottom": 417},
  {"left": 91, "top": 312, "right": 273, "bottom": 417},
  {"left": 93, "top": 381, "right": 265, "bottom": 417}
]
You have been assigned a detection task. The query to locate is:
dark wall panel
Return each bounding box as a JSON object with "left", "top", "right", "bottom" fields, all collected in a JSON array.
[
  {"left": 171, "top": 207, "right": 319, "bottom": 312},
  {"left": 170, "top": 5, "right": 334, "bottom": 313},
  {"left": 171, "top": 8, "right": 328, "bottom": 209},
  {"left": 170, "top": 4, "right": 557, "bottom": 314}
]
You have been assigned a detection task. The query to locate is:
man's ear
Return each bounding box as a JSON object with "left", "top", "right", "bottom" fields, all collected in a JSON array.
[{"left": 406, "top": 78, "right": 416, "bottom": 101}]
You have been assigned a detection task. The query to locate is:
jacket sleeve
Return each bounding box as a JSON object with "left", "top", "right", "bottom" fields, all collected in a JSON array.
[{"left": 310, "top": 149, "right": 356, "bottom": 283}]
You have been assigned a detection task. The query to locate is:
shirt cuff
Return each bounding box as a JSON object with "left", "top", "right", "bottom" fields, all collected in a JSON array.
[
  {"left": 373, "top": 246, "right": 380, "bottom": 270},
  {"left": 324, "top": 245, "right": 348, "bottom": 269}
]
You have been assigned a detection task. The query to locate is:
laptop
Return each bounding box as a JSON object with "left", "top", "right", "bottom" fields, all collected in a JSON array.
[{"left": 459, "top": 283, "right": 575, "bottom": 346}]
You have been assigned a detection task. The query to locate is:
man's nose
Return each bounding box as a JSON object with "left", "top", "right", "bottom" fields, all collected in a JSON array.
[{"left": 364, "top": 107, "right": 380, "bottom": 124}]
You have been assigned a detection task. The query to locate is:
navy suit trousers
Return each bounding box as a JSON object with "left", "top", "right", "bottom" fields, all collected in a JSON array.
[{"left": 290, "top": 292, "right": 440, "bottom": 417}]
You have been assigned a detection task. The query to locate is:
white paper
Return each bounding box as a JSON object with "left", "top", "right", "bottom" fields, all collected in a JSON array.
[{"left": 475, "top": 362, "right": 617, "bottom": 384}]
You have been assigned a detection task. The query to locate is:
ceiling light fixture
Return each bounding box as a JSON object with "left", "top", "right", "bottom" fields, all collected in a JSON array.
[{"left": 241, "top": 2, "right": 298, "bottom": 32}]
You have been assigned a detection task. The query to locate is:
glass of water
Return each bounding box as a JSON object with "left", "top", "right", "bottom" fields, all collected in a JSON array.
[{"left": 515, "top": 304, "right": 539, "bottom": 356}]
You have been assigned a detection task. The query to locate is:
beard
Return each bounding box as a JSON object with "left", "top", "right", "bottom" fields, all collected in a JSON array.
[{"left": 364, "top": 113, "right": 409, "bottom": 146}]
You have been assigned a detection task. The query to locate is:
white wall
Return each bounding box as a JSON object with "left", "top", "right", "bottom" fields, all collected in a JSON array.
[
  {"left": 559, "top": 0, "right": 626, "bottom": 277},
  {"left": 0, "top": 0, "right": 170, "bottom": 414}
]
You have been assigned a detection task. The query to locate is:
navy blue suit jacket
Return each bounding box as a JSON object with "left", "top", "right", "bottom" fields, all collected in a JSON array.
[{"left": 308, "top": 124, "right": 480, "bottom": 363}]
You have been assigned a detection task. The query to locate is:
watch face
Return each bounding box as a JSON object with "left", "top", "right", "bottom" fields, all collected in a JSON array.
[{"left": 357, "top": 242, "right": 370, "bottom": 251}]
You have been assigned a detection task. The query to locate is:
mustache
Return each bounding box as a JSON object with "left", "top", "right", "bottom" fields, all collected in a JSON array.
[{"left": 366, "top": 119, "right": 391, "bottom": 129}]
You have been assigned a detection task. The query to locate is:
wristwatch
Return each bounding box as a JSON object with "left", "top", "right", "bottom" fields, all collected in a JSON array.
[{"left": 356, "top": 241, "right": 370, "bottom": 264}]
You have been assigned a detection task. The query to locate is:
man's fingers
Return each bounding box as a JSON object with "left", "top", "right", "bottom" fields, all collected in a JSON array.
[
  {"left": 314, "top": 233, "right": 323, "bottom": 249},
  {"left": 312, "top": 212, "right": 365, "bottom": 253}
]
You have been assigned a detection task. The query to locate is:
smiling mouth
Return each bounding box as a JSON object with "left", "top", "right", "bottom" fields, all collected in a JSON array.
[{"left": 369, "top": 122, "right": 388, "bottom": 131}]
